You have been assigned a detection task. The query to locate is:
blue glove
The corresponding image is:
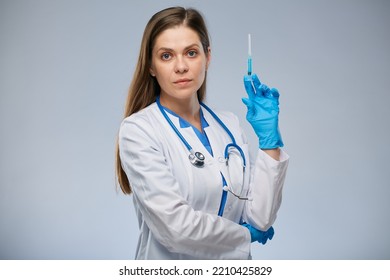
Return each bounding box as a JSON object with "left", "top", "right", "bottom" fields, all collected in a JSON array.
[
  {"left": 241, "top": 223, "right": 275, "bottom": 245},
  {"left": 242, "top": 74, "right": 284, "bottom": 149}
]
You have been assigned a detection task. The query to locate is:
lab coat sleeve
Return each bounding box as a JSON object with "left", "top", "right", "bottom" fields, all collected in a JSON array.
[
  {"left": 243, "top": 146, "right": 289, "bottom": 231},
  {"left": 119, "top": 116, "right": 251, "bottom": 259}
]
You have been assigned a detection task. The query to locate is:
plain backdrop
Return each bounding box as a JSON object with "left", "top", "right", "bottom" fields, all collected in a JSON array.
[{"left": 1, "top": 0, "right": 389, "bottom": 259}]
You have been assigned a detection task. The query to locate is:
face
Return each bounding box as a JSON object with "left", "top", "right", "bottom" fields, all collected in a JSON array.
[{"left": 150, "top": 25, "right": 210, "bottom": 103}]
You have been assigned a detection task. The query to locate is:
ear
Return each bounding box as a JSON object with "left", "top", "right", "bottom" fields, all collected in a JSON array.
[
  {"left": 149, "top": 67, "right": 156, "bottom": 77},
  {"left": 206, "top": 47, "right": 211, "bottom": 70}
]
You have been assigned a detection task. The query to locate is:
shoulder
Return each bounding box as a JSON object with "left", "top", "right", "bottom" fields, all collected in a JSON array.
[
  {"left": 216, "top": 110, "right": 239, "bottom": 124},
  {"left": 119, "top": 102, "right": 160, "bottom": 142},
  {"left": 202, "top": 103, "right": 240, "bottom": 127},
  {"left": 121, "top": 102, "right": 158, "bottom": 124},
  {"left": 120, "top": 102, "right": 159, "bottom": 128},
  {"left": 202, "top": 103, "right": 248, "bottom": 144}
]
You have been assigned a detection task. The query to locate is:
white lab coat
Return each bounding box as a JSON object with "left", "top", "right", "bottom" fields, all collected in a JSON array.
[{"left": 118, "top": 102, "right": 289, "bottom": 259}]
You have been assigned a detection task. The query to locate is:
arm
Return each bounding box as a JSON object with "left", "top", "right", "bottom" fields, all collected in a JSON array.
[
  {"left": 263, "top": 148, "right": 280, "bottom": 161},
  {"left": 243, "top": 148, "right": 289, "bottom": 231},
  {"left": 241, "top": 73, "right": 289, "bottom": 230}
]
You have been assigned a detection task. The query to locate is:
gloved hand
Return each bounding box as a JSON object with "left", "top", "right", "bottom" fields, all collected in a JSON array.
[
  {"left": 241, "top": 223, "right": 275, "bottom": 245},
  {"left": 242, "top": 73, "right": 284, "bottom": 149}
]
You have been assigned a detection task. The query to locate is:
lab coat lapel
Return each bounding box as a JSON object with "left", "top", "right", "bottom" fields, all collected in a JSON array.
[{"left": 167, "top": 114, "right": 221, "bottom": 212}]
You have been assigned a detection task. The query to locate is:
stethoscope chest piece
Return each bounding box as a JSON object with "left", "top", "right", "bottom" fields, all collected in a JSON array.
[{"left": 189, "top": 151, "right": 205, "bottom": 167}]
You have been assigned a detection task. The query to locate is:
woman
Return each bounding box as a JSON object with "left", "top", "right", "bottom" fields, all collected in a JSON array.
[{"left": 116, "top": 6, "right": 289, "bottom": 259}]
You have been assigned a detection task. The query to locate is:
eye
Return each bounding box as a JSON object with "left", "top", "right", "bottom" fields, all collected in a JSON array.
[
  {"left": 187, "top": 50, "right": 198, "bottom": 57},
  {"left": 161, "top": 53, "right": 172, "bottom": 61}
]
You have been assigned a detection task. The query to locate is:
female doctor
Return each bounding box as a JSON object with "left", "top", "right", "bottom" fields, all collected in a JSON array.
[{"left": 116, "top": 7, "right": 289, "bottom": 259}]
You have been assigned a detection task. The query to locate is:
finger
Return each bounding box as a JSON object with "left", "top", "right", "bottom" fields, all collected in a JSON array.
[
  {"left": 268, "top": 227, "right": 275, "bottom": 240},
  {"left": 260, "top": 84, "right": 270, "bottom": 97},
  {"left": 270, "top": 88, "right": 280, "bottom": 100},
  {"left": 259, "top": 237, "right": 267, "bottom": 245},
  {"left": 243, "top": 75, "right": 256, "bottom": 99},
  {"left": 251, "top": 74, "right": 262, "bottom": 93}
]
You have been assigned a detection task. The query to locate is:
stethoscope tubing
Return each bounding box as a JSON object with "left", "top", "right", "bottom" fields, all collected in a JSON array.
[{"left": 156, "top": 97, "right": 194, "bottom": 153}]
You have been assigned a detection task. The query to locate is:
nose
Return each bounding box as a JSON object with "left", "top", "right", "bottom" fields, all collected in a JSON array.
[{"left": 174, "top": 56, "right": 189, "bottom": 73}]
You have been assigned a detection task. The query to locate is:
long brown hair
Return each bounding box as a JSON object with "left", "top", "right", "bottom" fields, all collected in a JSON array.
[{"left": 116, "top": 7, "right": 211, "bottom": 194}]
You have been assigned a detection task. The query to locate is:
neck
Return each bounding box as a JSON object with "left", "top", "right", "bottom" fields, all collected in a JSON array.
[{"left": 159, "top": 94, "right": 202, "bottom": 130}]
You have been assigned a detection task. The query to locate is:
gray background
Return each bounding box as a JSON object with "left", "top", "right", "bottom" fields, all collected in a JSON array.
[{"left": 1, "top": 0, "right": 389, "bottom": 259}]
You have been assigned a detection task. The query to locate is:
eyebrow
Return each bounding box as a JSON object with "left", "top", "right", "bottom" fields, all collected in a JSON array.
[{"left": 156, "top": 43, "right": 201, "bottom": 53}]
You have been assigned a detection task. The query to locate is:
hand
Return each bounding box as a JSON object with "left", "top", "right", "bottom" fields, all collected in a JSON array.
[
  {"left": 241, "top": 223, "right": 275, "bottom": 244},
  {"left": 242, "top": 74, "right": 284, "bottom": 149}
]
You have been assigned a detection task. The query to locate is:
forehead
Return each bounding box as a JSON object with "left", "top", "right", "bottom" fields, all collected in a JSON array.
[{"left": 153, "top": 25, "right": 201, "bottom": 50}]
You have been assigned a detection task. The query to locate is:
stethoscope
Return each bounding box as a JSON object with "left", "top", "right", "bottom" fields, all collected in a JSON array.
[{"left": 156, "top": 96, "right": 251, "bottom": 204}]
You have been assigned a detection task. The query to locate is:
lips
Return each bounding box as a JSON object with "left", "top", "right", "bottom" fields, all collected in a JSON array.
[{"left": 174, "top": 78, "right": 192, "bottom": 84}]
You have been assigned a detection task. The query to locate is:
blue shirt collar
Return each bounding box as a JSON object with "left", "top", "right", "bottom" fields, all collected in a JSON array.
[{"left": 161, "top": 105, "right": 210, "bottom": 131}]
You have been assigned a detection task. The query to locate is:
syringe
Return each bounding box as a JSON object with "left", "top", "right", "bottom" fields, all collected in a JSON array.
[{"left": 247, "top": 33, "right": 252, "bottom": 75}]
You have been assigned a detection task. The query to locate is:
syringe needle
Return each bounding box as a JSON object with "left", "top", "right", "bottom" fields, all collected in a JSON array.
[{"left": 248, "top": 33, "right": 252, "bottom": 57}]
